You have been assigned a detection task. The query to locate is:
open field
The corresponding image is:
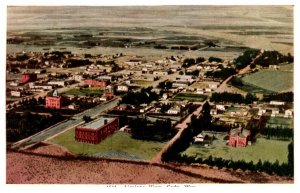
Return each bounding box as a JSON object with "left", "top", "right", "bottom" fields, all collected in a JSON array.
[
  {"left": 241, "top": 70, "right": 293, "bottom": 93},
  {"left": 7, "top": 150, "right": 293, "bottom": 183},
  {"left": 64, "top": 88, "right": 104, "bottom": 96},
  {"left": 49, "top": 130, "right": 165, "bottom": 160},
  {"left": 182, "top": 133, "right": 290, "bottom": 164},
  {"left": 173, "top": 92, "right": 207, "bottom": 102},
  {"left": 266, "top": 117, "right": 294, "bottom": 129}
]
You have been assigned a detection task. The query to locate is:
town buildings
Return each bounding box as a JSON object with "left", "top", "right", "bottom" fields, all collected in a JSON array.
[
  {"left": 20, "top": 73, "right": 37, "bottom": 84},
  {"left": 45, "top": 90, "right": 63, "bottom": 109},
  {"left": 228, "top": 127, "right": 251, "bottom": 147},
  {"left": 75, "top": 117, "right": 119, "bottom": 144}
]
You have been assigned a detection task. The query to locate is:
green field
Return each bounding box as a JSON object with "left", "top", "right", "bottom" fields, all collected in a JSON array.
[
  {"left": 266, "top": 117, "right": 294, "bottom": 129},
  {"left": 173, "top": 93, "right": 207, "bottom": 102},
  {"left": 182, "top": 133, "right": 290, "bottom": 164},
  {"left": 241, "top": 68, "right": 293, "bottom": 93},
  {"left": 49, "top": 129, "right": 165, "bottom": 160},
  {"left": 64, "top": 88, "right": 104, "bottom": 96},
  {"left": 132, "top": 80, "right": 152, "bottom": 87}
]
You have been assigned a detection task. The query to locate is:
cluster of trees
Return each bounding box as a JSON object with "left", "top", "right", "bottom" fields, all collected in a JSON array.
[
  {"left": 210, "top": 92, "right": 257, "bottom": 104},
  {"left": 182, "top": 57, "right": 206, "bottom": 68},
  {"left": 154, "top": 44, "right": 168, "bottom": 49},
  {"left": 16, "top": 54, "right": 29, "bottom": 61},
  {"left": 208, "top": 57, "right": 223, "bottom": 63},
  {"left": 158, "top": 81, "right": 173, "bottom": 90},
  {"left": 260, "top": 127, "right": 293, "bottom": 140},
  {"left": 6, "top": 112, "right": 65, "bottom": 142},
  {"left": 121, "top": 87, "right": 159, "bottom": 105},
  {"left": 130, "top": 118, "right": 175, "bottom": 141},
  {"left": 262, "top": 92, "right": 293, "bottom": 102},
  {"left": 66, "top": 59, "right": 92, "bottom": 68},
  {"left": 255, "top": 51, "right": 293, "bottom": 67},
  {"left": 184, "top": 69, "right": 200, "bottom": 76},
  {"left": 205, "top": 67, "right": 236, "bottom": 80},
  {"left": 234, "top": 49, "right": 260, "bottom": 70}
]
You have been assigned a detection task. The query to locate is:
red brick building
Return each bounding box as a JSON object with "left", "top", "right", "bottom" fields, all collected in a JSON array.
[
  {"left": 20, "top": 73, "right": 37, "bottom": 84},
  {"left": 228, "top": 128, "right": 251, "bottom": 147},
  {"left": 45, "top": 90, "right": 63, "bottom": 109},
  {"left": 84, "top": 79, "right": 107, "bottom": 87},
  {"left": 75, "top": 117, "right": 119, "bottom": 144}
]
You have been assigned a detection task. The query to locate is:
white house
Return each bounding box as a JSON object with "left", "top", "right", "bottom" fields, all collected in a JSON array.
[
  {"left": 117, "top": 85, "right": 129, "bottom": 92},
  {"left": 284, "top": 109, "right": 293, "bottom": 118},
  {"left": 11, "top": 91, "right": 22, "bottom": 97},
  {"left": 270, "top": 101, "right": 285, "bottom": 106},
  {"left": 167, "top": 107, "right": 180, "bottom": 115},
  {"left": 216, "top": 105, "right": 226, "bottom": 111}
]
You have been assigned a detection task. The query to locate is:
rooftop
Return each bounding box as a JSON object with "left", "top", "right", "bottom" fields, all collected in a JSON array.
[{"left": 80, "top": 117, "right": 115, "bottom": 130}]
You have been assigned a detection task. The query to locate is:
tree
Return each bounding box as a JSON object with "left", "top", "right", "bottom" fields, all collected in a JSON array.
[
  {"left": 179, "top": 71, "right": 184, "bottom": 75},
  {"left": 83, "top": 115, "right": 92, "bottom": 123},
  {"left": 38, "top": 96, "right": 44, "bottom": 105},
  {"left": 202, "top": 101, "right": 212, "bottom": 129}
]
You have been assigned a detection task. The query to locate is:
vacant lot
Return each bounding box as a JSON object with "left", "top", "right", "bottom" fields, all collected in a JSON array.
[
  {"left": 64, "top": 88, "right": 103, "bottom": 96},
  {"left": 173, "top": 92, "right": 207, "bottom": 102},
  {"left": 182, "top": 133, "right": 290, "bottom": 164},
  {"left": 266, "top": 117, "right": 294, "bottom": 129},
  {"left": 49, "top": 130, "right": 165, "bottom": 160},
  {"left": 241, "top": 68, "right": 293, "bottom": 93}
]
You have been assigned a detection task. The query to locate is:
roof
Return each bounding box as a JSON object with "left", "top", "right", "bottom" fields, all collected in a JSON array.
[
  {"left": 230, "top": 127, "right": 250, "bottom": 138},
  {"left": 80, "top": 117, "right": 115, "bottom": 130}
]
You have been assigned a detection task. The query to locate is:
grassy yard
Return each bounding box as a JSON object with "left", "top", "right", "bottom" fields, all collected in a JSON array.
[
  {"left": 49, "top": 129, "right": 165, "bottom": 160},
  {"left": 173, "top": 92, "right": 207, "bottom": 102},
  {"left": 241, "top": 69, "right": 293, "bottom": 93},
  {"left": 64, "top": 88, "right": 104, "bottom": 96},
  {"left": 182, "top": 133, "right": 290, "bottom": 164}
]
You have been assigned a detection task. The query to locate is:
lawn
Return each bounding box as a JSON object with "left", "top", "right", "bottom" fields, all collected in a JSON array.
[
  {"left": 241, "top": 69, "right": 293, "bottom": 93},
  {"left": 64, "top": 88, "right": 104, "bottom": 96},
  {"left": 266, "top": 117, "right": 294, "bottom": 129},
  {"left": 132, "top": 80, "right": 152, "bottom": 87},
  {"left": 173, "top": 92, "right": 207, "bottom": 102},
  {"left": 182, "top": 133, "right": 290, "bottom": 164},
  {"left": 49, "top": 129, "right": 165, "bottom": 160}
]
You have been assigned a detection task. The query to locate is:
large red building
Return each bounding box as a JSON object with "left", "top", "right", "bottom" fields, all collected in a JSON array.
[
  {"left": 75, "top": 117, "right": 119, "bottom": 144},
  {"left": 20, "top": 73, "right": 37, "bottom": 84},
  {"left": 45, "top": 90, "right": 63, "bottom": 109},
  {"left": 84, "top": 79, "right": 107, "bottom": 87},
  {"left": 228, "top": 128, "right": 251, "bottom": 147}
]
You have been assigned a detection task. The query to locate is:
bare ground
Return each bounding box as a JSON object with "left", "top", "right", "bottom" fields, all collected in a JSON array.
[{"left": 6, "top": 144, "right": 293, "bottom": 184}]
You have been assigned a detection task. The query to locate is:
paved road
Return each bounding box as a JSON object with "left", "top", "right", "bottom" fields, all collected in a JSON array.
[{"left": 11, "top": 97, "right": 120, "bottom": 150}]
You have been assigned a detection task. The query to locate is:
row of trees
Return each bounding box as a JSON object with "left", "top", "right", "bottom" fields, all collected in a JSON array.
[
  {"left": 182, "top": 57, "right": 206, "bottom": 68},
  {"left": 210, "top": 92, "right": 258, "bottom": 104},
  {"left": 6, "top": 112, "right": 65, "bottom": 142},
  {"left": 130, "top": 118, "right": 175, "bottom": 141},
  {"left": 260, "top": 127, "right": 293, "bottom": 140},
  {"left": 171, "top": 149, "right": 293, "bottom": 177},
  {"left": 205, "top": 67, "right": 236, "bottom": 80},
  {"left": 121, "top": 87, "right": 159, "bottom": 105},
  {"left": 262, "top": 92, "right": 293, "bottom": 102}
]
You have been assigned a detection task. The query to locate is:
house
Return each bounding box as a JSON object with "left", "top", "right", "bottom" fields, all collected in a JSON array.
[
  {"left": 216, "top": 105, "right": 226, "bottom": 111},
  {"left": 48, "top": 80, "right": 66, "bottom": 87},
  {"left": 210, "top": 109, "right": 217, "bottom": 115},
  {"left": 228, "top": 128, "right": 251, "bottom": 147},
  {"left": 284, "top": 109, "right": 293, "bottom": 118},
  {"left": 73, "top": 74, "right": 83, "bottom": 81},
  {"left": 167, "top": 107, "right": 181, "bottom": 115},
  {"left": 271, "top": 108, "right": 280, "bottom": 117},
  {"left": 11, "top": 90, "right": 22, "bottom": 97},
  {"left": 194, "top": 133, "right": 205, "bottom": 143},
  {"left": 270, "top": 101, "right": 285, "bottom": 106},
  {"left": 117, "top": 85, "right": 129, "bottom": 92},
  {"left": 258, "top": 109, "right": 266, "bottom": 116},
  {"left": 153, "top": 71, "right": 169, "bottom": 76}
]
